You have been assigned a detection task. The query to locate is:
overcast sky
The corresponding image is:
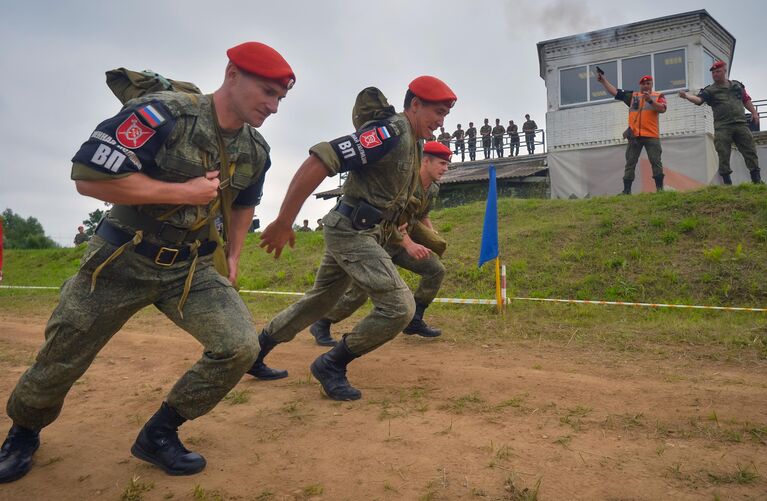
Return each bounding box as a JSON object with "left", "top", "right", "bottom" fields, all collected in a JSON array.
[{"left": 1, "top": 0, "right": 764, "bottom": 246}]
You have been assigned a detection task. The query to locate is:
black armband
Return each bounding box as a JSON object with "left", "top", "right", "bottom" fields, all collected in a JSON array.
[
  {"left": 71, "top": 100, "right": 175, "bottom": 175},
  {"left": 329, "top": 122, "right": 400, "bottom": 173}
]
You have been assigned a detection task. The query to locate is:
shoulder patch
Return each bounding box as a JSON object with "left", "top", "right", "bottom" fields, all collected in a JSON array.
[
  {"left": 116, "top": 113, "right": 156, "bottom": 149},
  {"left": 330, "top": 122, "right": 400, "bottom": 173},
  {"left": 71, "top": 99, "right": 175, "bottom": 174}
]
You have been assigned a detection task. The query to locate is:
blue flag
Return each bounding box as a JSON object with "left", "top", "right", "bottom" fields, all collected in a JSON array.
[{"left": 478, "top": 165, "right": 498, "bottom": 267}]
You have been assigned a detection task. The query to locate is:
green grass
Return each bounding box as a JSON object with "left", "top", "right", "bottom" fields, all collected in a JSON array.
[
  {"left": 5, "top": 185, "right": 766, "bottom": 306},
  {"left": 2, "top": 185, "right": 766, "bottom": 359},
  {"left": 121, "top": 476, "right": 154, "bottom": 501}
]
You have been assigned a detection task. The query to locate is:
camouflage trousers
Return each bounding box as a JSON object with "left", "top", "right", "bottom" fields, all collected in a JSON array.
[
  {"left": 6, "top": 235, "right": 259, "bottom": 430},
  {"left": 325, "top": 243, "right": 445, "bottom": 324},
  {"left": 714, "top": 124, "right": 760, "bottom": 176},
  {"left": 624, "top": 137, "right": 663, "bottom": 182},
  {"left": 265, "top": 210, "right": 415, "bottom": 356}
]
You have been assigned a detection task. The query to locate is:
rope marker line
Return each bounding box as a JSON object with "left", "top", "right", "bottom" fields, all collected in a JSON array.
[{"left": 2, "top": 286, "right": 765, "bottom": 312}]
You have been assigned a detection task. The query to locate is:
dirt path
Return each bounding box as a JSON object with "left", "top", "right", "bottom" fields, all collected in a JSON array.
[{"left": 0, "top": 314, "right": 765, "bottom": 500}]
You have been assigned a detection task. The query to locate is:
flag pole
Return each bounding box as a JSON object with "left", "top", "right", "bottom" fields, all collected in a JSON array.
[
  {"left": 501, "top": 263, "right": 507, "bottom": 314},
  {"left": 494, "top": 257, "right": 502, "bottom": 313}
]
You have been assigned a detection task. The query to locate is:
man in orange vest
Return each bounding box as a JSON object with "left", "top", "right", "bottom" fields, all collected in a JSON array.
[{"left": 597, "top": 73, "right": 667, "bottom": 194}]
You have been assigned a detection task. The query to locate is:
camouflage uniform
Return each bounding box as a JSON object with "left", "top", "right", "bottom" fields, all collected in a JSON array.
[
  {"left": 506, "top": 123, "right": 519, "bottom": 156},
  {"left": 451, "top": 128, "right": 465, "bottom": 161},
  {"left": 263, "top": 113, "right": 420, "bottom": 356},
  {"left": 73, "top": 232, "right": 90, "bottom": 245},
  {"left": 492, "top": 124, "right": 505, "bottom": 158},
  {"left": 480, "top": 123, "right": 492, "bottom": 159},
  {"left": 438, "top": 131, "right": 452, "bottom": 149},
  {"left": 324, "top": 181, "right": 444, "bottom": 325},
  {"left": 6, "top": 92, "right": 268, "bottom": 429},
  {"left": 697, "top": 80, "right": 760, "bottom": 178},
  {"left": 523, "top": 118, "right": 537, "bottom": 154},
  {"left": 465, "top": 125, "right": 477, "bottom": 161}
]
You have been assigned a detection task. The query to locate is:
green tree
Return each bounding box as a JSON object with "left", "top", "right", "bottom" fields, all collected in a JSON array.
[
  {"left": 82, "top": 202, "right": 111, "bottom": 236},
  {"left": 1, "top": 208, "right": 58, "bottom": 249}
]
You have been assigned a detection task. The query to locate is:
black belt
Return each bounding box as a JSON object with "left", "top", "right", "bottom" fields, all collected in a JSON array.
[
  {"left": 335, "top": 202, "right": 355, "bottom": 219},
  {"left": 96, "top": 219, "right": 217, "bottom": 267},
  {"left": 334, "top": 200, "right": 387, "bottom": 230},
  {"left": 109, "top": 205, "right": 209, "bottom": 244}
]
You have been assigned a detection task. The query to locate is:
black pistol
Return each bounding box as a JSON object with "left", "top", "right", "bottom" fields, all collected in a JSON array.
[{"left": 595, "top": 66, "right": 604, "bottom": 76}]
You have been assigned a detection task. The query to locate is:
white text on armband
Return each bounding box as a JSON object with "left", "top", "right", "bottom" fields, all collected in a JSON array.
[{"left": 89, "top": 131, "right": 142, "bottom": 171}]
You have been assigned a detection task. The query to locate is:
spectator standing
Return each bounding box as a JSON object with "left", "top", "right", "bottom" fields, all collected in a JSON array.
[
  {"left": 73, "top": 225, "right": 89, "bottom": 245},
  {"left": 679, "top": 60, "right": 761, "bottom": 185},
  {"left": 452, "top": 124, "right": 465, "bottom": 161},
  {"left": 506, "top": 120, "right": 519, "bottom": 156},
  {"left": 523, "top": 114, "right": 538, "bottom": 154},
  {"left": 492, "top": 119, "right": 505, "bottom": 158},
  {"left": 480, "top": 118, "right": 492, "bottom": 159},
  {"left": 465, "top": 121, "right": 477, "bottom": 161},
  {"left": 437, "top": 127, "right": 451, "bottom": 149},
  {"left": 596, "top": 72, "right": 667, "bottom": 193}
]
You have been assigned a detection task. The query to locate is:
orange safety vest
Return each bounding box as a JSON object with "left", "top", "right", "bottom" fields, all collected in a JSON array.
[{"left": 627, "top": 91, "right": 663, "bottom": 138}]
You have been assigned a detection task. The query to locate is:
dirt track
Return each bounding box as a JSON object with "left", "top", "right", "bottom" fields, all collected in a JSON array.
[{"left": 0, "top": 314, "right": 765, "bottom": 500}]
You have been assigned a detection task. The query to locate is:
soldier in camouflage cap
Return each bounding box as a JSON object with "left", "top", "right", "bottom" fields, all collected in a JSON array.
[
  {"left": 309, "top": 140, "right": 451, "bottom": 346},
  {"left": 0, "top": 41, "right": 295, "bottom": 483},
  {"left": 679, "top": 60, "right": 761, "bottom": 185},
  {"left": 250, "top": 76, "right": 456, "bottom": 401}
]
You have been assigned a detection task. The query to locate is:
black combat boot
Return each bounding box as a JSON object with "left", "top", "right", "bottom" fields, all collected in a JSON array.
[
  {"left": 0, "top": 424, "right": 40, "bottom": 483},
  {"left": 620, "top": 179, "right": 632, "bottom": 195},
  {"left": 721, "top": 173, "right": 733, "bottom": 185},
  {"left": 310, "top": 337, "right": 361, "bottom": 401},
  {"left": 653, "top": 176, "right": 664, "bottom": 192},
  {"left": 246, "top": 330, "right": 288, "bottom": 380},
  {"left": 403, "top": 303, "right": 442, "bottom": 337},
  {"left": 130, "top": 402, "right": 205, "bottom": 476},
  {"left": 309, "top": 318, "right": 337, "bottom": 347},
  {"left": 750, "top": 169, "right": 763, "bottom": 184}
]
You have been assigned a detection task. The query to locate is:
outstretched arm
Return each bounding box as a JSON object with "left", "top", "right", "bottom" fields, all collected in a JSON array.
[
  {"left": 678, "top": 91, "right": 704, "bottom": 106},
  {"left": 259, "top": 155, "right": 329, "bottom": 258},
  {"left": 595, "top": 72, "right": 619, "bottom": 97},
  {"left": 226, "top": 205, "right": 256, "bottom": 284}
]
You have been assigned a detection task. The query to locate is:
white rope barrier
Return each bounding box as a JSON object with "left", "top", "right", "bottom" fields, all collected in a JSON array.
[{"left": 3, "top": 285, "right": 764, "bottom": 313}]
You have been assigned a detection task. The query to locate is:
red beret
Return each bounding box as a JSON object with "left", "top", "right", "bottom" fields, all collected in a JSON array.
[
  {"left": 423, "top": 141, "right": 452, "bottom": 162},
  {"left": 639, "top": 75, "right": 653, "bottom": 84},
  {"left": 710, "top": 60, "right": 726, "bottom": 71},
  {"left": 227, "top": 42, "right": 295, "bottom": 90},
  {"left": 409, "top": 76, "right": 457, "bottom": 107}
]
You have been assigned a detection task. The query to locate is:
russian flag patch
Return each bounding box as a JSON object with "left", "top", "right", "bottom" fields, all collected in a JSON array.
[
  {"left": 377, "top": 126, "right": 391, "bottom": 140},
  {"left": 136, "top": 104, "right": 166, "bottom": 128}
]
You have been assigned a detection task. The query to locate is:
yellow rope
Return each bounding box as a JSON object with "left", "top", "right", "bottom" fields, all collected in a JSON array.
[
  {"left": 176, "top": 240, "right": 201, "bottom": 318},
  {"left": 90, "top": 231, "right": 144, "bottom": 293}
]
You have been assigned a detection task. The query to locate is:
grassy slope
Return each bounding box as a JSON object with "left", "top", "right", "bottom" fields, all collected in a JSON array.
[{"left": 3, "top": 184, "right": 767, "bottom": 306}]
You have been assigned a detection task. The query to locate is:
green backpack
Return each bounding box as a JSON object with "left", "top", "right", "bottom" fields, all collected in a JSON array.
[
  {"left": 352, "top": 87, "right": 396, "bottom": 129},
  {"left": 105, "top": 68, "right": 202, "bottom": 104},
  {"left": 104, "top": 68, "right": 234, "bottom": 281}
]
